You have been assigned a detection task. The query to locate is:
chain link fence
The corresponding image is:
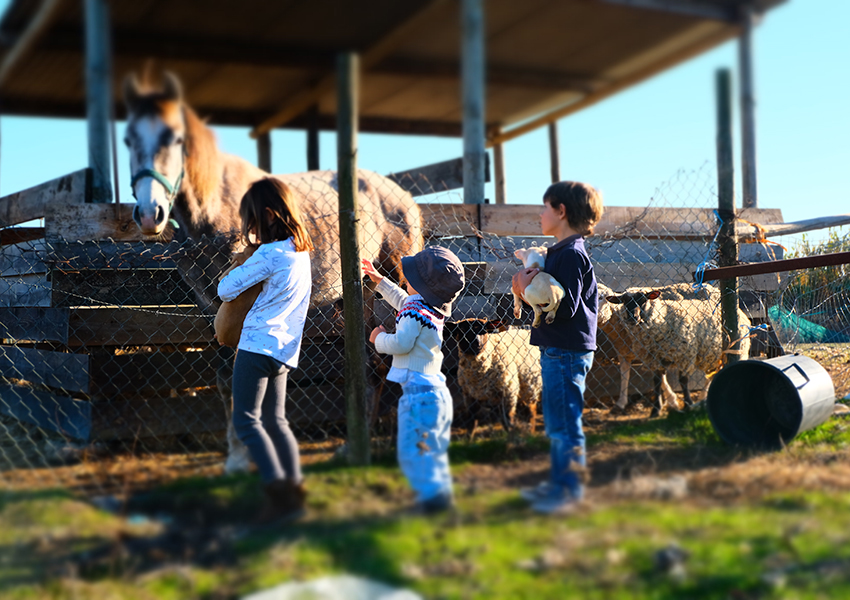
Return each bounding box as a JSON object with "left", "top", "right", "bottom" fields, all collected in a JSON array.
[{"left": 1, "top": 163, "right": 847, "bottom": 495}]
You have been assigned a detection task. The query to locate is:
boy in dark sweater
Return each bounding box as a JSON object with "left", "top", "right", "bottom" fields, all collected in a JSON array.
[{"left": 512, "top": 181, "right": 604, "bottom": 514}]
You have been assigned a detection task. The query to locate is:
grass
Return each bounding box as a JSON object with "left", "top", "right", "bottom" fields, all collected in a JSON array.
[{"left": 2, "top": 411, "right": 850, "bottom": 599}]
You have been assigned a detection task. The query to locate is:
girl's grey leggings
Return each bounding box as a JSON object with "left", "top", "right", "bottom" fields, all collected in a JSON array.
[{"left": 232, "top": 350, "right": 302, "bottom": 484}]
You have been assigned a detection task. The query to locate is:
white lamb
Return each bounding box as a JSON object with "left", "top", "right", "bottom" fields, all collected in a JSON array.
[
  {"left": 513, "top": 247, "right": 566, "bottom": 328},
  {"left": 446, "top": 319, "right": 541, "bottom": 431},
  {"left": 603, "top": 284, "right": 752, "bottom": 417}
]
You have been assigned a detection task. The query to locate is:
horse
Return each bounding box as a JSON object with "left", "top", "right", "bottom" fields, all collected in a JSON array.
[{"left": 123, "top": 72, "right": 423, "bottom": 472}]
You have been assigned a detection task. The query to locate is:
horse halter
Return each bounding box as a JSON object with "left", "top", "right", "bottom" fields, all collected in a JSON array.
[{"left": 130, "top": 157, "right": 185, "bottom": 230}]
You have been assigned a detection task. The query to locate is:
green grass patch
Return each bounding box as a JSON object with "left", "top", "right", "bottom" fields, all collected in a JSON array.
[{"left": 588, "top": 408, "right": 723, "bottom": 448}]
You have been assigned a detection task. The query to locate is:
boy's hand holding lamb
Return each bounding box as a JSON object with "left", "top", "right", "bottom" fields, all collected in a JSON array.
[{"left": 512, "top": 247, "right": 566, "bottom": 328}]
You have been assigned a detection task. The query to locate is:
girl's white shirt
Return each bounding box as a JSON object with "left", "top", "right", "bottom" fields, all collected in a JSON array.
[{"left": 217, "top": 239, "right": 312, "bottom": 369}]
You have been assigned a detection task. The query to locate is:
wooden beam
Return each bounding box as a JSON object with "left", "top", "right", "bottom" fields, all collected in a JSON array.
[
  {"left": 548, "top": 122, "right": 561, "bottom": 183},
  {"left": 373, "top": 58, "right": 603, "bottom": 92},
  {"left": 462, "top": 0, "right": 486, "bottom": 205},
  {"left": 596, "top": 0, "right": 738, "bottom": 22},
  {"left": 0, "top": 227, "right": 44, "bottom": 246},
  {"left": 250, "top": 0, "right": 449, "bottom": 138},
  {"left": 68, "top": 307, "right": 213, "bottom": 347},
  {"left": 493, "top": 142, "right": 506, "bottom": 205},
  {"left": 257, "top": 132, "right": 271, "bottom": 172},
  {"left": 84, "top": 0, "right": 113, "bottom": 203},
  {"left": 739, "top": 5, "right": 758, "bottom": 208},
  {"left": 695, "top": 252, "right": 850, "bottom": 282},
  {"left": 487, "top": 22, "right": 739, "bottom": 147},
  {"left": 387, "top": 155, "right": 490, "bottom": 197},
  {"left": 0, "top": 383, "right": 91, "bottom": 441},
  {"left": 0, "top": 169, "right": 90, "bottom": 228},
  {"left": 0, "top": 307, "right": 70, "bottom": 344},
  {"left": 0, "top": 346, "right": 89, "bottom": 393},
  {"left": 0, "top": 0, "right": 65, "bottom": 89}
]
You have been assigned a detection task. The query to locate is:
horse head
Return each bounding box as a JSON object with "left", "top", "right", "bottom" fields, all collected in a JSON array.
[{"left": 123, "top": 72, "right": 187, "bottom": 236}]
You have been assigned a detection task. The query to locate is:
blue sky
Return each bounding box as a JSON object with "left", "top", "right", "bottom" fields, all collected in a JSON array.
[{"left": 1, "top": 0, "right": 847, "bottom": 232}]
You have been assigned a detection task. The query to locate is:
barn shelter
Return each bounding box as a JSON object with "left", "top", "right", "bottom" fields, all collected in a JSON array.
[
  {"left": 0, "top": 0, "right": 794, "bottom": 463},
  {"left": 0, "top": 0, "right": 784, "bottom": 206}
]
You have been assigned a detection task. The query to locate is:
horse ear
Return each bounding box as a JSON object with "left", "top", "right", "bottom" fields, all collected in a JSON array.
[
  {"left": 123, "top": 74, "right": 141, "bottom": 109},
  {"left": 162, "top": 71, "right": 183, "bottom": 101}
]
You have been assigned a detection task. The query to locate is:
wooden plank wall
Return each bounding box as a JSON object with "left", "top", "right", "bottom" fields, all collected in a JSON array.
[{"left": 0, "top": 198, "right": 786, "bottom": 440}]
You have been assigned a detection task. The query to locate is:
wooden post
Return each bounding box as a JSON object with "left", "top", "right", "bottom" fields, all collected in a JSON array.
[
  {"left": 337, "top": 52, "right": 370, "bottom": 466},
  {"left": 257, "top": 132, "right": 271, "bottom": 172},
  {"left": 493, "top": 141, "right": 506, "bottom": 205},
  {"left": 739, "top": 6, "right": 758, "bottom": 209},
  {"left": 548, "top": 122, "right": 561, "bottom": 183},
  {"left": 84, "top": 0, "right": 113, "bottom": 203},
  {"left": 716, "top": 69, "right": 741, "bottom": 366},
  {"left": 461, "top": 0, "right": 485, "bottom": 205},
  {"left": 307, "top": 105, "right": 320, "bottom": 171}
]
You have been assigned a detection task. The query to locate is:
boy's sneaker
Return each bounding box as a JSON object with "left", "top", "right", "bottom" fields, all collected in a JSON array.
[
  {"left": 531, "top": 494, "right": 580, "bottom": 515},
  {"left": 519, "top": 481, "right": 557, "bottom": 503}
]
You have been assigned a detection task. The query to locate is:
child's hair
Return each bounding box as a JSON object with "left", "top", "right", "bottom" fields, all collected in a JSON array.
[
  {"left": 543, "top": 181, "right": 604, "bottom": 236},
  {"left": 239, "top": 178, "right": 314, "bottom": 252}
]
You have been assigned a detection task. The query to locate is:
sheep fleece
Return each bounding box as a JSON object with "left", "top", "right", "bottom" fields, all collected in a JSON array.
[{"left": 457, "top": 328, "right": 541, "bottom": 417}]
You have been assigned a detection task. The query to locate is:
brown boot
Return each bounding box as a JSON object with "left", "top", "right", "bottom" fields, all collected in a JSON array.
[{"left": 258, "top": 479, "right": 307, "bottom": 524}]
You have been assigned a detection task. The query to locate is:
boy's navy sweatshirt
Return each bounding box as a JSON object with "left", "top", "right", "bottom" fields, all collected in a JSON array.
[{"left": 529, "top": 234, "right": 598, "bottom": 352}]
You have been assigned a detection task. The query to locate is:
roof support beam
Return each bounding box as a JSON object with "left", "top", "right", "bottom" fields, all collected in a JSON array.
[
  {"left": 487, "top": 22, "right": 738, "bottom": 147},
  {"left": 250, "top": 0, "right": 449, "bottom": 139},
  {"left": 0, "top": 0, "right": 65, "bottom": 89},
  {"left": 595, "top": 0, "right": 739, "bottom": 22}
]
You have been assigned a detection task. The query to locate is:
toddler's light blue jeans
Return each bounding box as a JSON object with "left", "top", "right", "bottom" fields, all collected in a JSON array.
[
  {"left": 397, "top": 384, "right": 453, "bottom": 503},
  {"left": 540, "top": 347, "right": 594, "bottom": 501}
]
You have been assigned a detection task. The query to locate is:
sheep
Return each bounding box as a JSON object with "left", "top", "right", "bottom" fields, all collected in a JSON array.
[
  {"left": 597, "top": 282, "right": 680, "bottom": 412},
  {"left": 446, "top": 319, "right": 541, "bottom": 431},
  {"left": 604, "top": 284, "right": 752, "bottom": 417},
  {"left": 513, "top": 247, "right": 566, "bottom": 328}
]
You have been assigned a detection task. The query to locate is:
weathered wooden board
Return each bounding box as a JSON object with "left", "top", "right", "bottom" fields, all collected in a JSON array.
[
  {"left": 0, "top": 383, "right": 91, "bottom": 441},
  {"left": 90, "top": 348, "right": 220, "bottom": 395},
  {"left": 46, "top": 240, "right": 181, "bottom": 270},
  {"left": 419, "top": 205, "right": 784, "bottom": 239},
  {"left": 0, "top": 307, "right": 69, "bottom": 343},
  {"left": 0, "top": 240, "right": 49, "bottom": 277},
  {"left": 0, "top": 169, "right": 90, "bottom": 228},
  {"left": 45, "top": 202, "right": 147, "bottom": 242},
  {"left": 0, "top": 346, "right": 89, "bottom": 393},
  {"left": 68, "top": 307, "right": 213, "bottom": 346},
  {"left": 90, "top": 390, "right": 226, "bottom": 441},
  {"left": 0, "top": 227, "right": 45, "bottom": 246},
  {"left": 51, "top": 269, "right": 196, "bottom": 307},
  {"left": 387, "top": 155, "right": 490, "bottom": 197},
  {"left": 0, "top": 273, "right": 51, "bottom": 307}
]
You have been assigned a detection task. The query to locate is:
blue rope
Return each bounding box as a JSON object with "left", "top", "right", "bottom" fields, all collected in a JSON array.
[{"left": 693, "top": 209, "right": 723, "bottom": 292}]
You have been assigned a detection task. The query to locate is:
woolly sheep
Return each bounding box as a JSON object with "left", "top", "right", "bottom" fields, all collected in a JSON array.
[
  {"left": 604, "top": 284, "right": 751, "bottom": 416},
  {"left": 513, "top": 247, "right": 566, "bottom": 328},
  {"left": 446, "top": 319, "right": 541, "bottom": 430}
]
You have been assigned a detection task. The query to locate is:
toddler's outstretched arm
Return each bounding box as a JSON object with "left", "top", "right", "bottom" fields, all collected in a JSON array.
[{"left": 361, "top": 258, "right": 383, "bottom": 284}]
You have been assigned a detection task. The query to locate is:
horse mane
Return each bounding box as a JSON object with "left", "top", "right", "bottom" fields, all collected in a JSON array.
[{"left": 182, "top": 105, "right": 222, "bottom": 203}]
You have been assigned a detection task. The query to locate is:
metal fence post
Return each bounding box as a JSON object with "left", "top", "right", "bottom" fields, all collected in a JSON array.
[
  {"left": 337, "top": 52, "right": 370, "bottom": 466},
  {"left": 716, "top": 68, "right": 741, "bottom": 365}
]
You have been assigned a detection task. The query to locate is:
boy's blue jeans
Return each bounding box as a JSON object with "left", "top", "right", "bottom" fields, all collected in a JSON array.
[
  {"left": 539, "top": 347, "right": 594, "bottom": 500},
  {"left": 397, "top": 384, "right": 453, "bottom": 503}
]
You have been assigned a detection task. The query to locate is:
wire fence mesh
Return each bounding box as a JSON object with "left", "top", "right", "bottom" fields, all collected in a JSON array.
[{"left": 1, "top": 163, "right": 848, "bottom": 496}]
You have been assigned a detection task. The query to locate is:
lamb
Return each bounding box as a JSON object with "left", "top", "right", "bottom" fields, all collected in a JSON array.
[
  {"left": 513, "top": 247, "right": 566, "bottom": 328},
  {"left": 214, "top": 245, "right": 262, "bottom": 348},
  {"left": 603, "top": 283, "right": 752, "bottom": 417},
  {"left": 446, "top": 319, "right": 541, "bottom": 431}
]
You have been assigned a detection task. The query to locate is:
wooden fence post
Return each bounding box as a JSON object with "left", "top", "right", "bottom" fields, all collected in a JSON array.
[
  {"left": 257, "top": 132, "right": 271, "bottom": 173},
  {"left": 307, "top": 105, "right": 320, "bottom": 171},
  {"left": 337, "top": 52, "right": 370, "bottom": 466},
  {"left": 716, "top": 68, "right": 741, "bottom": 365},
  {"left": 493, "top": 138, "right": 506, "bottom": 204},
  {"left": 461, "top": 0, "right": 485, "bottom": 205},
  {"left": 739, "top": 6, "right": 758, "bottom": 209},
  {"left": 84, "top": 0, "right": 113, "bottom": 203},
  {"left": 548, "top": 122, "right": 561, "bottom": 183}
]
